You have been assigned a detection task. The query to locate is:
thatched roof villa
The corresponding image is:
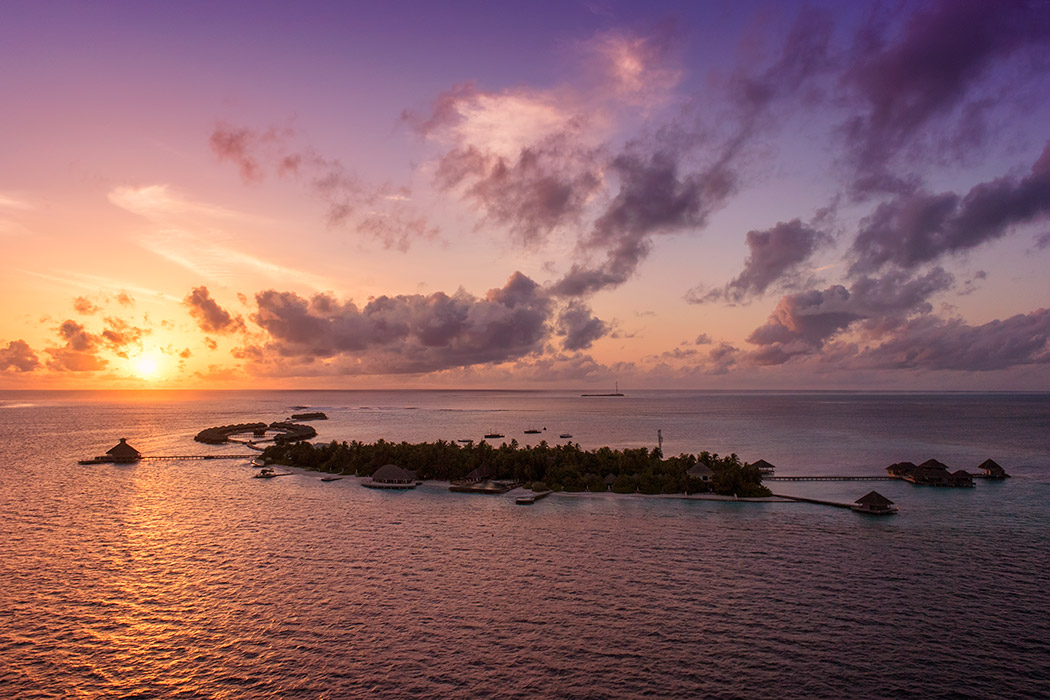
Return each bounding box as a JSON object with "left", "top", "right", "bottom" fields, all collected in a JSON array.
[
  {"left": 363, "top": 464, "right": 418, "bottom": 490},
  {"left": 463, "top": 464, "right": 495, "bottom": 483},
  {"left": 106, "top": 438, "right": 141, "bottom": 463},
  {"left": 888, "top": 459, "right": 974, "bottom": 487},
  {"left": 976, "top": 459, "right": 1010, "bottom": 479},
  {"left": 749, "top": 459, "right": 776, "bottom": 476},
  {"left": 852, "top": 491, "right": 897, "bottom": 515},
  {"left": 688, "top": 463, "right": 713, "bottom": 482}
]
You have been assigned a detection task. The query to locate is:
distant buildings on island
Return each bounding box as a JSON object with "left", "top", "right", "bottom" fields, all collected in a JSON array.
[{"left": 886, "top": 458, "right": 1009, "bottom": 487}]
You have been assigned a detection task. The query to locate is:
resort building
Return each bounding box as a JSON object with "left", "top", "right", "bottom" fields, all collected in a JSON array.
[
  {"left": 887, "top": 459, "right": 974, "bottom": 487},
  {"left": 364, "top": 464, "right": 417, "bottom": 489},
  {"left": 976, "top": 459, "right": 1009, "bottom": 479},
  {"left": 749, "top": 459, "right": 776, "bottom": 477},
  {"left": 852, "top": 491, "right": 897, "bottom": 515},
  {"left": 688, "top": 463, "right": 713, "bottom": 482},
  {"left": 106, "top": 438, "right": 141, "bottom": 463},
  {"left": 463, "top": 464, "right": 495, "bottom": 483}
]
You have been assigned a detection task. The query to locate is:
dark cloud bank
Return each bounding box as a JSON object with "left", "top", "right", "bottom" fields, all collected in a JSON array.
[{"left": 236, "top": 273, "right": 610, "bottom": 376}]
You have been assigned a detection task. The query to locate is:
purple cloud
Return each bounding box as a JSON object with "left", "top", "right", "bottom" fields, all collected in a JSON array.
[
  {"left": 0, "top": 340, "right": 40, "bottom": 372},
  {"left": 854, "top": 308, "right": 1050, "bottom": 371},
  {"left": 841, "top": 0, "right": 1050, "bottom": 193},
  {"left": 850, "top": 142, "right": 1050, "bottom": 273},
  {"left": 243, "top": 272, "right": 554, "bottom": 375},
  {"left": 688, "top": 219, "right": 830, "bottom": 304},
  {"left": 210, "top": 123, "right": 435, "bottom": 250},
  {"left": 184, "top": 286, "right": 245, "bottom": 334},
  {"left": 746, "top": 268, "right": 954, "bottom": 365},
  {"left": 556, "top": 301, "right": 609, "bottom": 351},
  {"left": 552, "top": 140, "right": 735, "bottom": 296}
]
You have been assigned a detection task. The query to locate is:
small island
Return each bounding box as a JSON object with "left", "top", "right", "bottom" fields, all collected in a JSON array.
[{"left": 260, "top": 439, "right": 771, "bottom": 497}]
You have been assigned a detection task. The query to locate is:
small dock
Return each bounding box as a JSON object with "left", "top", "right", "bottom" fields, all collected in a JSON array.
[{"left": 516, "top": 490, "right": 552, "bottom": 505}]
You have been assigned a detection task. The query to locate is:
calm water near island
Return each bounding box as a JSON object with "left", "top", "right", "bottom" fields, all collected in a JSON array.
[{"left": 1, "top": 390, "right": 1049, "bottom": 699}]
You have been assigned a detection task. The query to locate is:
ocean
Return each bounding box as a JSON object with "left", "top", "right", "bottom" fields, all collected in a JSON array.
[{"left": 1, "top": 390, "right": 1048, "bottom": 698}]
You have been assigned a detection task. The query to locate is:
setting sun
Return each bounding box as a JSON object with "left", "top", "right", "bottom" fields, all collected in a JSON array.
[{"left": 133, "top": 355, "right": 160, "bottom": 380}]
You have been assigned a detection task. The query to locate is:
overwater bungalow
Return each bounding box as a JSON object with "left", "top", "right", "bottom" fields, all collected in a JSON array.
[
  {"left": 976, "top": 458, "right": 1010, "bottom": 479},
  {"left": 851, "top": 491, "right": 898, "bottom": 515},
  {"left": 891, "top": 459, "right": 974, "bottom": 487},
  {"left": 749, "top": 459, "right": 776, "bottom": 477},
  {"left": 106, "top": 438, "right": 141, "bottom": 463},
  {"left": 363, "top": 464, "right": 417, "bottom": 489}
]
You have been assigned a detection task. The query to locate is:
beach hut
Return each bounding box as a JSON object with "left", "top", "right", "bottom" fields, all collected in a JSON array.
[
  {"left": 687, "top": 463, "right": 713, "bottom": 482},
  {"left": 851, "top": 491, "right": 897, "bottom": 515},
  {"left": 364, "top": 464, "right": 417, "bottom": 489},
  {"left": 106, "top": 438, "right": 141, "bottom": 463},
  {"left": 976, "top": 459, "right": 1009, "bottom": 479}
]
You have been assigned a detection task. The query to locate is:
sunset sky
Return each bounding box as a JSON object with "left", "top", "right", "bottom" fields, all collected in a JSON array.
[{"left": 2, "top": 0, "right": 1050, "bottom": 390}]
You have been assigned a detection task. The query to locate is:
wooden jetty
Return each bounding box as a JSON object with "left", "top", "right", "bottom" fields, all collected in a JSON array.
[
  {"left": 773, "top": 491, "right": 898, "bottom": 515},
  {"left": 772, "top": 493, "right": 854, "bottom": 508},
  {"left": 765, "top": 475, "right": 897, "bottom": 481}
]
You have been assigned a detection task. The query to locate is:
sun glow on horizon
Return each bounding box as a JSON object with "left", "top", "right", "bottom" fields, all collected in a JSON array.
[{"left": 132, "top": 353, "right": 162, "bottom": 380}]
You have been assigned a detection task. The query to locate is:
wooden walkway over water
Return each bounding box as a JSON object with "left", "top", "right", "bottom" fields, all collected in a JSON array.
[
  {"left": 765, "top": 475, "right": 897, "bottom": 481},
  {"left": 142, "top": 455, "right": 255, "bottom": 461},
  {"left": 771, "top": 493, "right": 854, "bottom": 509}
]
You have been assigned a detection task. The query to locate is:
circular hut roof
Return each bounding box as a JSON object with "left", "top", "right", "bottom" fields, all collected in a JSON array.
[{"left": 372, "top": 464, "right": 414, "bottom": 482}]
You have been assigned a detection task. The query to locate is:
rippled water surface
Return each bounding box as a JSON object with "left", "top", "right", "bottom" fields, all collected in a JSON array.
[{"left": 1, "top": 390, "right": 1048, "bottom": 698}]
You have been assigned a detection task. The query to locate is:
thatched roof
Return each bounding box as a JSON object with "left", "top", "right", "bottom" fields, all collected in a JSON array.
[
  {"left": 855, "top": 491, "right": 894, "bottom": 506},
  {"left": 466, "top": 464, "right": 494, "bottom": 481},
  {"left": 750, "top": 459, "right": 775, "bottom": 470},
  {"left": 688, "top": 463, "right": 713, "bottom": 477},
  {"left": 886, "top": 461, "right": 917, "bottom": 475},
  {"left": 106, "top": 438, "right": 140, "bottom": 461},
  {"left": 371, "top": 464, "right": 415, "bottom": 483},
  {"left": 918, "top": 458, "right": 949, "bottom": 470},
  {"left": 952, "top": 469, "right": 971, "bottom": 478},
  {"left": 977, "top": 458, "right": 1004, "bottom": 473}
]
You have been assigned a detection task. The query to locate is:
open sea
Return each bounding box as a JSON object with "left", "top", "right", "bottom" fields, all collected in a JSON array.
[{"left": 1, "top": 390, "right": 1048, "bottom": 699}]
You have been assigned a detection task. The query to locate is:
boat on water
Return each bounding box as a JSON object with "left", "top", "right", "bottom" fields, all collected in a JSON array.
[
  {"left": 581, "top": 381, "right": 624, "bottom": 397},
  {"left": 515, "top": 495, "right": 536, "bottom": 505},
  {"left": 524, "top": 429, "right": 541, "bottom": 434},
  {"left": 483, "top": 432, "right": 505, "bottom": 439},
  {"left": 290, "top": 411, "right": 327, "bottom": 421},
  {"left": 254, "top": 468, "right": 277, "bottom": 479},
  {"left": 320, "top": 476, "right": 343, "bottom": 482},
  {"left": 456, "top": 439, "right": 473, "bottom": 443},
  {"left": 559, "top": 433, "right": 573, "bottom": 439}
]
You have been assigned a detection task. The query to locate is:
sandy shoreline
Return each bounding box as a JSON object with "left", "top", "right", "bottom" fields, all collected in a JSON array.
[{"left": 260, "top": 463, "right": 791, "bottom": 502}]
